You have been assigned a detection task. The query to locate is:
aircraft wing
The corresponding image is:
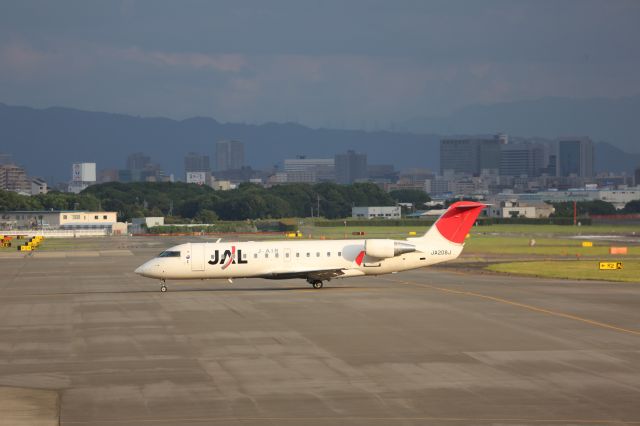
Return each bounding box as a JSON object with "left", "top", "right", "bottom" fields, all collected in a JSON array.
[
  {"left": 307, "top": 269, "right": 347, "bottom": 281},
  {"left": 258, "top": 268, "right": 363, "bottom": 281}
]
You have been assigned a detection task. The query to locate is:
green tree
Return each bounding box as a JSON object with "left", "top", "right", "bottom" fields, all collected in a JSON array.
[
  {"left": 0, "top": 189, "right": 40, "bottom": 210},
  {"left": 623, "top": 200, "right": 640, "bottom": 213},
  {"left": 314, "top": 183, "right": 349, "bottom": 218},
  {"left": 550, "top": 200, "right": 617, "bottom": 217},
  {"left": 269, "top": 183, "right": 316, "bottom": 217},
  {"left": 195, "top": 209, "right": 218, "bottom": 223}
]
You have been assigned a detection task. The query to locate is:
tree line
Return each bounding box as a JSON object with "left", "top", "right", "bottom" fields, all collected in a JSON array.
[
  {"left": 549, "top": 200, "right": 640, "bottom": 217},
  {"left": 2, "top": 182, "right": 414, "bottom": 221},
  {"left": 2, "top": 183, "right": 637, "bottom": 222}
]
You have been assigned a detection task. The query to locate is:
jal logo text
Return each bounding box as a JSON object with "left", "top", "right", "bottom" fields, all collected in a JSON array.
[{"left": 208, "top": 246, "right": 248, "bottom": 269}]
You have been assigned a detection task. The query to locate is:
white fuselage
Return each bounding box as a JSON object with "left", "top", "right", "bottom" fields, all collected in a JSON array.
[{"left": 135, "top": 235, "right": 463, "bottom": 282}]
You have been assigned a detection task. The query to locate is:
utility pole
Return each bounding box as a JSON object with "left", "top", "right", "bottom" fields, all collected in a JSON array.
[{"left": 317, "top": 194, "right": 320, "bottom": 218}]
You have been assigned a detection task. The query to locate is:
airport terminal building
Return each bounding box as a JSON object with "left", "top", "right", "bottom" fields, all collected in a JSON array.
[{"left": 0, "top": 210, "right": 118, "bottom": 231}]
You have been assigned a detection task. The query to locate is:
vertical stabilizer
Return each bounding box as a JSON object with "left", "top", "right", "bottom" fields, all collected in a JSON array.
[{"left": 419, "top": 201, "right": 486, "bottom": 245}]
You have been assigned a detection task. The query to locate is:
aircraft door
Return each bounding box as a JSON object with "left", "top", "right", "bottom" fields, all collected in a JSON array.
[{"left": 191, "top": 243, "right": 205, "bottom": 271}]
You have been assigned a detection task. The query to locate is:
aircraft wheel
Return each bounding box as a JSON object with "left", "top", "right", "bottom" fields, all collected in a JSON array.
[
  {"left": 312, "top": 281, "right": 323, "bottom": 289},
  {"left": 160, "top": 285, "right": 167, "bottom": 293}
]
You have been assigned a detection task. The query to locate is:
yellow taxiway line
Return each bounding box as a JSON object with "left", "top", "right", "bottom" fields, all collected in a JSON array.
[{"left": 381, "top": 277, "right": 640, "bottom": 336}]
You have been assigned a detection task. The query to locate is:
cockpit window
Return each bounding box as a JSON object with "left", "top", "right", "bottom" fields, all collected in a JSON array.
[{"left": 158, "top": 250, "right": 181, "bottom": 258}]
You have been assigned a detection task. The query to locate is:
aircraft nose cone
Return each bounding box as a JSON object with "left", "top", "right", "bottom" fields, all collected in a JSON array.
[{"left": 134, "top": 264, "right": 146, "bottom": 275}]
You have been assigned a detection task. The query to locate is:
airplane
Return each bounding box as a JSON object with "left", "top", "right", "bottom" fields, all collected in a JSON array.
[{"left": 134, "top": 201, "right": 486, "bottom": 292}]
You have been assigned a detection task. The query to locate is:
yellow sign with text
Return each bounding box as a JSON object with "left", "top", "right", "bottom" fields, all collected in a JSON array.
[
  {"left": 581, "top": 241, "right": 593, "bottom": 247},
  {"left": 599, "top": 262, "right": 623, "bottom": 270}
]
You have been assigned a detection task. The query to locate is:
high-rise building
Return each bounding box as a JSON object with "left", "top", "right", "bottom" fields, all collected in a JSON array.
[
  {"left": 499, "top": 146, "right": 529, "bottom": 177},
  {"left": 557, "top": 138, "right": 594, "bottom": 178},
  {"left": 544, "top": 154, "right": 557, "bottom": 176},
  {"left": 140, "top": 163, "right": 172, "bottom": 183},
  {"left": 184, "top": 152, "right": 211, "bottom": 184},
  {"left": 335, "top": 150, "right": 367, "bottom": 184},
  {"left": 184, "top": 152, "right": 210, "bottom": 173},
  {"left": 284, "top": 156, "right": 335, "bottom": 183},
  {"left": 440, "top": 139, "right": 476, "bottom": 176},
  {"left": 398, "top": 168, "right": 435, "bottom": 187},
  {"left": 118, "top": 169, "right": 133, "bottom": 183},
  {"left": 122, "top": 153, "right": 170, "bottom": 182},
  {"left": 499, "top": 142, "right": 546, "bottom": 177},
  {"left": 424, "top": 177, "right": 454, "bottom": 196},
  {"left": 215, "top": 140, "right": 244, "bottom": 171},
  {"left": 440, "top": 135, "right": 502, "bottom": 176},
  {"left": 126, "top": 153, "right": 151, "bottom": 171},
  {"left": 98, "top": 169, "right": 119, "bottom": 183},
  {"left": 367, "top": 164, "right": 397, "bottom": 183},
  {"left": 0, "top": 164, "right": 30, "bottom": 193},
  {"left": 634, "top": 166, "right": 640, "bottom": 186}
]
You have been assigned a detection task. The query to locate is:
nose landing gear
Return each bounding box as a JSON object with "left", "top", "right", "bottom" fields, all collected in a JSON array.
[{"left": 160, "top": 279, "right": 167, "bottom": 293}]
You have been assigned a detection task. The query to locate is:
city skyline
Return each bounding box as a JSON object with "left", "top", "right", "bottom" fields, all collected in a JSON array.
[{"left": 4, "top": 131, "right": 638, "bottom": 199}]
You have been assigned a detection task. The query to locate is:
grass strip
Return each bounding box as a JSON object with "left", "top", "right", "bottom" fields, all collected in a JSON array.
[{"left": 486, "top": 260, "right": 640, "bottom": 283}]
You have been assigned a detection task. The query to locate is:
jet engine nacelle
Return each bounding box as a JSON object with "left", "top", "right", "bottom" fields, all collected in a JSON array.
[{"left": 364, "top": 239, "right": 416, "bottom": 258}]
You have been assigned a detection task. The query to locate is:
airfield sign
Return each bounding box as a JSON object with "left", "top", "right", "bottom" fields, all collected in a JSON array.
[{"left": 599, "top": 262, "right": 623, "bottom": 270}]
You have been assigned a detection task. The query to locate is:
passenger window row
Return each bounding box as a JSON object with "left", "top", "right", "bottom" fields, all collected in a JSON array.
[{"left": 252, "top": 251, "right": 342, "bottom": 259}]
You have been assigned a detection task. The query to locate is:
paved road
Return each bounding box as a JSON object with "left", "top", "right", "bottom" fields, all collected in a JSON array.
[{"left": 0, "top": 247, "right": 639, "bottom": 425}]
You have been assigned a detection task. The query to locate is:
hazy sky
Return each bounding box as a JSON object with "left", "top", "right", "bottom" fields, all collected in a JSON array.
[{"left": 1, "top": 0, "right": 639, "bottom": 128}]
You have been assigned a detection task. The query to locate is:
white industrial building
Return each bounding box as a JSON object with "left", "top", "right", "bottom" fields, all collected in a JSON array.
[
  {"left": 486, "top": 201, "right": 555, "bottom": 219},
  {"left": 494, "top": 188, "right": 640, "bottom": 210},
  {"left": 186, "top": 171, "right": 211, "bottom": 185},
  {"left": 131, "top": 217, "right": 165, "bottom": 233},
  {"left": 31, "top": 178, "right": 48, "bottom": 195},
  {"left": 68, "top": 162, "right": 97, "bottom": 194},
  {"left": 0, "top": 210, "right": 118, "bottom": 231},
  {"left": 352, "top": 206, "right": 401, "bottom": 219}
]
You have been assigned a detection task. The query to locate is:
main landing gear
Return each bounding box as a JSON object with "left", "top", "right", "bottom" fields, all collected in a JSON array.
[
  {"left": 307, "top": 279, "right": 324, "bottom": 289},
  {"left": 160, "top": 279, "right": 167, "bottom": 293}
]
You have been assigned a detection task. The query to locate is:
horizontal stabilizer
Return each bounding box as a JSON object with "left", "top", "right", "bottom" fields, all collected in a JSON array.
[{"left": 452, "top": 203, "right": 486, "bottom": 209}]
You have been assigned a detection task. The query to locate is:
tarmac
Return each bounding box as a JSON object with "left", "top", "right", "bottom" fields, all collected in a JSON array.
[{"left": 0, "top": 238, "right": 639, "bottom": 425}]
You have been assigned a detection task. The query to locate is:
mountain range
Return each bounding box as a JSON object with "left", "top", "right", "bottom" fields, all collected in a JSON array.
[{"left": 0, "top": 100, "right": 639, "bottom": 184}]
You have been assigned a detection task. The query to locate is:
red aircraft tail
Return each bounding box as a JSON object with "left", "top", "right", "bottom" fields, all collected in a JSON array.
[{"left": 427, "top": 201, "right": 486, "bottom": 244}]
